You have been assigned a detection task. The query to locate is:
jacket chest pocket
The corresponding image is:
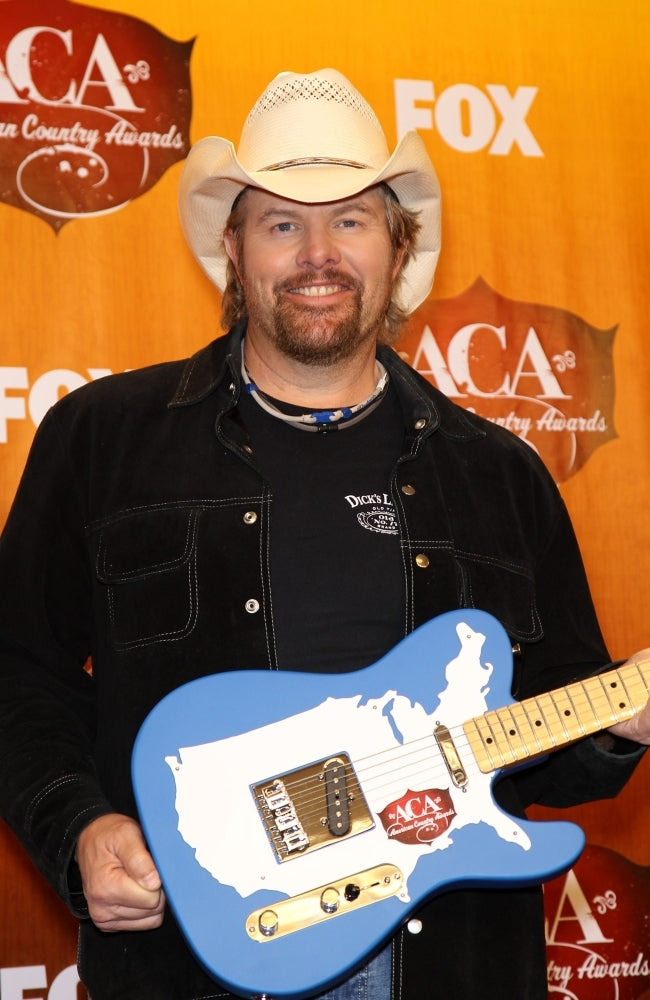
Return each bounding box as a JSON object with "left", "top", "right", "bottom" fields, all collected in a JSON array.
[
  {"left": 410, "top": 544, "right": 542, "bottom": 645},
  {"left": 455, "top": 550, "right": 542, "bottom": 643},
  {"left": 95, "top": 508, "right": 200, "bottom": 649}
]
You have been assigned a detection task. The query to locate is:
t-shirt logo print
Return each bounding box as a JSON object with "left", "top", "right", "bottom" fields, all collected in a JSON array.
[{"left": 345, "top": 493, "right": 398, "bottom": 535}]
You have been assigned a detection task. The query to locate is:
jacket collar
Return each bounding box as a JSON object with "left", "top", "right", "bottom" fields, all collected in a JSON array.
[
  {"left": 168, "top": 324, "right": 483, "bottom": 443},
  {"left": 168, "top": 325, "right": 245, "bottom": 408}
]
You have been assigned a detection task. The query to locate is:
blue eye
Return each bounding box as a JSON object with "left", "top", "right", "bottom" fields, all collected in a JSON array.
[{"left": 275, "top": 221, "right": 294, "bottom": 232}]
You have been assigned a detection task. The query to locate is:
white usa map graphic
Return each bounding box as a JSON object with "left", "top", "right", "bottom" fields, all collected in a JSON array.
[{"left": 165, "top": 622, "right": 531, "bottom": 902}]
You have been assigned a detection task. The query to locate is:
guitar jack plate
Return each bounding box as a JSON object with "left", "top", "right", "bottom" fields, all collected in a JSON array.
[{"left": 246, "top": 864, "right": 403, "bottom": 942}]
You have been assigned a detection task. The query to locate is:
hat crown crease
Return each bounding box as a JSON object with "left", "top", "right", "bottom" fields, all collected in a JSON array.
[{"left": 238, "top": 71, "right": 390, "bottom": 173}]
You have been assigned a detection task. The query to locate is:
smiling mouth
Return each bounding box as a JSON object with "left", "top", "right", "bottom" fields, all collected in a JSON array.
[{"left": 289, "top": 284, "right": 348, "bottom": 297}]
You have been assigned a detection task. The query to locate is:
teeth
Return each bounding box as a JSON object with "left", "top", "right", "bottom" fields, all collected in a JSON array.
[{"left": 292, "top": 285, "right": 344, "bottom": 297}]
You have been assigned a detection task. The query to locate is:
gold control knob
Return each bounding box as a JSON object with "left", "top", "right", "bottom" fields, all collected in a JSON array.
[
  {"left": 320, "top": 887, "right": 340, "bottom": 914},
  {"left": 258, "top": 909, "right": 279, "bottom": 937}
]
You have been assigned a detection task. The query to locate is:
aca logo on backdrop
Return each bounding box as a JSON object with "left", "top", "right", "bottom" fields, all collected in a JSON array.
[
  {"left": 0, "top": 0, "right": 193, "bottom": 230},
  {"left": 397, "top": 280, "right": 617, "bottom": 483},
  {"left": 544, "top": 845, "right": 650, "bottom": 999}
]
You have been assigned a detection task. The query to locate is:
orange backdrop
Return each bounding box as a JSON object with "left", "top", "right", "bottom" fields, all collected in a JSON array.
[{"left": 1, "top": 0, "right": 649, "bottom": 995}]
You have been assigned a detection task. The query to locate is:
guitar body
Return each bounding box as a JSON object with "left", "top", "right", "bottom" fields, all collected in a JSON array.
[{"left": 132, "top": 608, "right": 585, "bottom": 999}]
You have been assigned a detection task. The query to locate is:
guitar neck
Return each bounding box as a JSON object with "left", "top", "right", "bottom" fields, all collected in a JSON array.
[{"left": 464, "top": 655, "right": 650, "bottom": 774}]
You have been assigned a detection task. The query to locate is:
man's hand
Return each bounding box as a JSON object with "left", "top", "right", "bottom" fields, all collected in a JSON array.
[
  {"left": 76, "top": 813, "right": 165, "bottom": 932},
  {"left": 608, "top": 648, "right": 650, "bottom": 745}
]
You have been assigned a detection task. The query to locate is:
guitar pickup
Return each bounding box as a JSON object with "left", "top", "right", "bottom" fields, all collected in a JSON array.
[{"left": 252, "top": 754, "right": 374, "bottom": 863}]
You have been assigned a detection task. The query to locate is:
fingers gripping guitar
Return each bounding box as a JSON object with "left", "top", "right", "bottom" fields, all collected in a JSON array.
[{"left": 76, "top": 813, "right": 165, "bottom": 933}]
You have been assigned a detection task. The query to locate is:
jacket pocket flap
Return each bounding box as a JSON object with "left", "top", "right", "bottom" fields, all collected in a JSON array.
[
  {"left": 456, "top": 552, "right": 542, "bottom": 642},
  {"left": 96, "top": 508, "right": 197, "bottom": 583}
]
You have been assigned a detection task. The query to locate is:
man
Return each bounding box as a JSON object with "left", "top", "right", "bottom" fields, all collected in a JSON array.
[{"left": 0, "top": 68, "right": 648, "bottom": 1000}]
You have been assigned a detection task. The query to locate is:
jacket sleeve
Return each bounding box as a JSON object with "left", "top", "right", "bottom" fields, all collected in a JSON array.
[
  {"left": 0, "top": 407, "right": 114, "bottom": 915},
  {"left": 511, "top": 484, "right": 646, "bottom": 809}
]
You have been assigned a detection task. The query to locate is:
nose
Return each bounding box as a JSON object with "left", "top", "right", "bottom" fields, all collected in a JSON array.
[{"left": 296, "top": 220, "right": 341, "bottom": 270}]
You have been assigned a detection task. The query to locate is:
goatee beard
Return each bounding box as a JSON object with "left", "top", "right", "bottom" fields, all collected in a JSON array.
[{"left": 268, "top": 270, "right": 387, "bottom": 367}]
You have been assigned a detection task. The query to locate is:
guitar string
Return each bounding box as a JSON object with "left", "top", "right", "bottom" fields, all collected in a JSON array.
[
  {"left": 274, "top": 729, "right": 467, "bottom": 833},
  {"left": 279, "top": 676, "right": 635, "bottom": 814},
  {"left": 261, "top": 657, "right": 650, "bottom": 818},
  {"left": 257, "top": 665, "right": 649, "bottom": 835}
]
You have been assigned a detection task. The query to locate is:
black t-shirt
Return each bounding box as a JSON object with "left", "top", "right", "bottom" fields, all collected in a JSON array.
[{"left": 239, "top": 383, "right": 406, "bottom": 673}]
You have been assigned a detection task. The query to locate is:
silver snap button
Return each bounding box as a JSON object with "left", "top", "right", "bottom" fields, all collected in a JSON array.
[
  {"left": 245, "top": 599, "right": 260, "bottom": 614},
  {"left": 243, "top": 511, "right": 258, "bottom": 525},
  {"left": 407, "top": 918, "right": 423, "bottom": 934},
  {"left": 414, "top": 418, "right": 427, "bottom": 430}
]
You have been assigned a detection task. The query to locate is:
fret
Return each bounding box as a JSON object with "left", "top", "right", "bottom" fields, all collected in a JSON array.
[
  {"left": 464, "top": 656, "right": 650, "bottom": 775},
  {"left": 580, "top": 674, "right": 619, "bottom": 727},
  {"left": 529, "top": 691, "right": 573, "bottom": 746},
  {"left": 510, "top": 695, "right": 566, "bottom": 757},
  {"left": 618, "top": 661, "right": 650, "bottom": 713},
  {"left": 563, "top": 677, "right": 600, "bottom": 731},
  {"left": 488, "top": 705, "right": 524, "bottom": 765},
  {"left": 553, "top": 685, "right": 589, "bottom": 739},
  {"left": 492, "top": 703, "right": 527, "bottom": 759},
  {"left": 507, "top": 700, "right": 544, "bottom": 756},
  {"left": 464, "top": 713, "right": 509, "bottom": 771}
]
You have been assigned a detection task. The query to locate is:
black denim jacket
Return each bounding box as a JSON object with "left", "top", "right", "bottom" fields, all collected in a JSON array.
[{"left": 0, "top": 327, "right": 642, "bottom": 999}]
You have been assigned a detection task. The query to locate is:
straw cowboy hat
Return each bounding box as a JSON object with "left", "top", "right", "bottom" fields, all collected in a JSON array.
[{"left": 178, "top": 68, "right": 441, "bottom": 314}]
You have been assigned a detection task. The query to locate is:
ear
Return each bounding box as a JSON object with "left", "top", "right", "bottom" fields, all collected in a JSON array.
[
  {"left": 391, "top": 242, "right": 407, "bottom": 283},
  {"left": 223, "top": 230, "right": 239, "bottom": 273}
]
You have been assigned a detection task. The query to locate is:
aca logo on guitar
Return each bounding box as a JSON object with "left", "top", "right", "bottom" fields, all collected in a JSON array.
[{"left": 378, "top": 789, "right": 456, "bottom": 845}]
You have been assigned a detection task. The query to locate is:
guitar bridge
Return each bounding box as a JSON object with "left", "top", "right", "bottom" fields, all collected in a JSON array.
[{"left": 252, "top": 753, "right": 374, "bottom": 863}]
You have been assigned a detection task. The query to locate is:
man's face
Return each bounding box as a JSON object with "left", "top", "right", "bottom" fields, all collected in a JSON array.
[{"left": 224, "top": 186, "right": 404, "bottom": 367}]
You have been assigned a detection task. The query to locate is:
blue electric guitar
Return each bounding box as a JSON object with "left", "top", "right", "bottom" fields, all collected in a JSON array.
[{"left": 132, "top": 609, "right": 649, "bottom": 1000}]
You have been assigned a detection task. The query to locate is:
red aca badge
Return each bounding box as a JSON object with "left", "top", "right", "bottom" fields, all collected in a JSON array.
[
  {"left": 0, "top": 0, "right": 193, "bottom": 230},
  {"left": 398, "top": 279, "right": 617, "bottom": 482},
  {"left": 378, "top": 788, "right": 456, "bottom": 845}
]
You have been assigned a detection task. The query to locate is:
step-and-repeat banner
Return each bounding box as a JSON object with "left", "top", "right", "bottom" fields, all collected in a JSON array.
[{"left": 1, "top": 1, "right": 649, "bottom": 997}]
